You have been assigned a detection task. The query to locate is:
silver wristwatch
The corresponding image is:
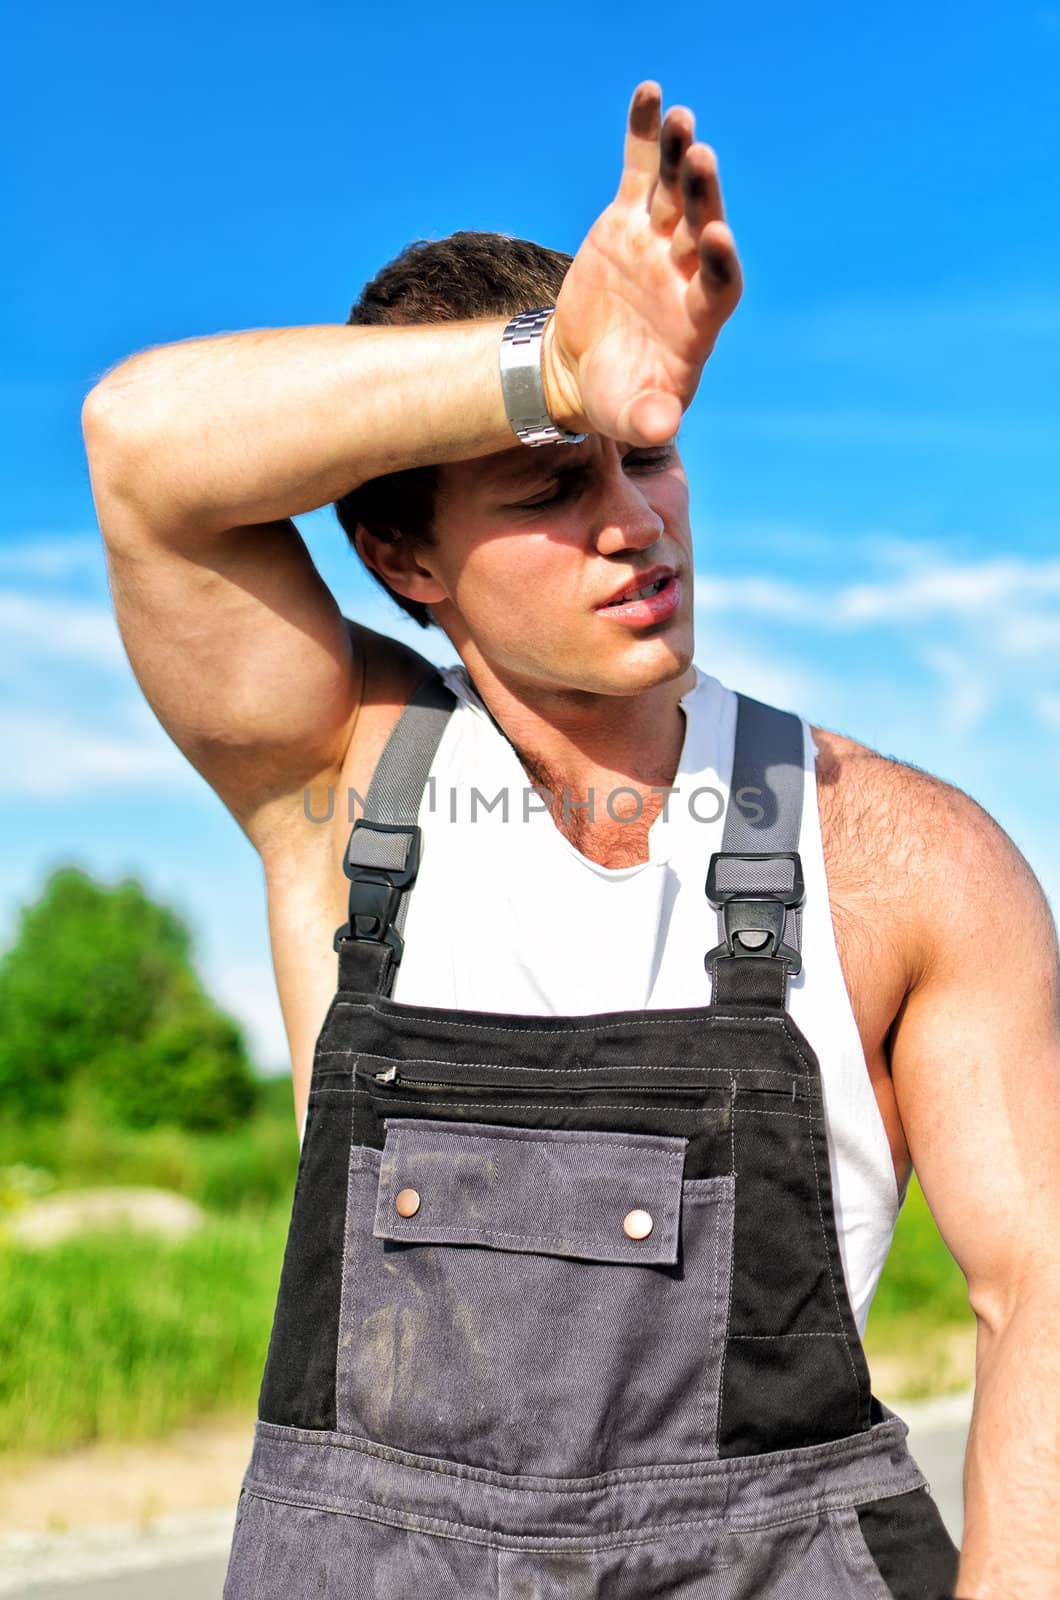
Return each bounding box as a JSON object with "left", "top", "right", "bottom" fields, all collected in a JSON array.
[{"left": 499, "top": 309, "right": 586, "bottom": 448}]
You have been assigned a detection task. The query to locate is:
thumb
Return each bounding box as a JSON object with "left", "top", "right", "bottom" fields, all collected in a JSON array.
[{"left": 624, "top": 390, "right": 683, "bottom": 446}]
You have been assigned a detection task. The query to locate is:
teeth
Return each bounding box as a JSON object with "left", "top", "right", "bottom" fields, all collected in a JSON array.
[{"left": 608, "top": 577, "right": 666, "bottom": 606}]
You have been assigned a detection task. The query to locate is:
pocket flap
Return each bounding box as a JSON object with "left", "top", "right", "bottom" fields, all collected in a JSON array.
[{"left": 373, "top": 1118, "right": 686, "bottom": 1265}]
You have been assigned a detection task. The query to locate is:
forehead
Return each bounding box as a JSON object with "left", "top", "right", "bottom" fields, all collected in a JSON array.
[
  {"left": 442, "top": 437, "right": 616, "bottom": 500},
  {"left": 472, "top": 443, "right": 587, "bottom": 488}
]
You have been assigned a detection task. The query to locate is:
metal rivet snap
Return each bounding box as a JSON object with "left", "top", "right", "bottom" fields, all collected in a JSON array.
[
  {"left": 623, "top": 1208, "right": 653, "bottom": 1240},
  {"left": 395, "top": 1187, "right": 421, "bottom": 1218}
]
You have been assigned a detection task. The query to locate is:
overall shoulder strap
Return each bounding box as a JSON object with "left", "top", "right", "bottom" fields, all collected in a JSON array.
[
  {"left": 706, "top": 692, "right": 807, "bottom": 1009},
  {"left": 333, "top": 670, "right": 456, "bottom": 996}
]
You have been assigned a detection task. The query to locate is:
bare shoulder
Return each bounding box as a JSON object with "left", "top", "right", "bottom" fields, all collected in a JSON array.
[
  {"left": 811, "top": 722, "right": 971, "bottom": 883},
  {"left": 346, "top": 616, "right": 441, "bottom": 702},
  {"left": 809, "top": 720, "right": 1056, "bottom": 986},
  {"left": 343, "top": 618, "right": 444, "bottom": 773}
]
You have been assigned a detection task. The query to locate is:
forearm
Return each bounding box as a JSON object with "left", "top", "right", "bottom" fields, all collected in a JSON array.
[
  {"left": 81, "top": 317, "right": 517, "bottom": 541},
  {"left": 955, "top": 1292, "right": 1060, "bottom": 1596}
]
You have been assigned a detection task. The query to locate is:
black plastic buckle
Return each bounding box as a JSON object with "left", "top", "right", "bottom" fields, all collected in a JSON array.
[
  {"left": 704, "top": 851, "right": 805, "bottom": 975},
  {"left": 332, "top": 821, "right": 421, "bottom": 959}
]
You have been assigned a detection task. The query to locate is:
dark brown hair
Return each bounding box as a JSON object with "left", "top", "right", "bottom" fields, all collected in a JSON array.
[{"left": 333, "top": 231, "right": 572, "bottom": 628}]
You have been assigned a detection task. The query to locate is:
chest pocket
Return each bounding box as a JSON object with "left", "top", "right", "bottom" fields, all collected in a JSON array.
[{"left": 336, "top": 1118, "right": 735, "bottom": 1477}]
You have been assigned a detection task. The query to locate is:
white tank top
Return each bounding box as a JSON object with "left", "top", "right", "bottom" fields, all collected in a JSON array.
[{"left": 356, "top": 663, "right": 905, "bottom": 1337}]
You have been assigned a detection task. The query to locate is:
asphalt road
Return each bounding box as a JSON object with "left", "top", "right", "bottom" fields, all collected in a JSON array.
[
  {"left": 16, "top": 1559, "right": 229, "bottom": 1600},
  {"left": 6, "top": 1395, "right": 970, "bottom": 1599}
]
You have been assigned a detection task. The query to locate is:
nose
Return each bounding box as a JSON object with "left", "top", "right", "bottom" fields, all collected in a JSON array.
[{"left": 591, "top": 456, "right": 666, "bottom": 558}]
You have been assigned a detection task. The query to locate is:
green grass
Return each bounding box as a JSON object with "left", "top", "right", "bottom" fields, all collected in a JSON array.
[
  {"left": 864, "top": 1173, "right": 976, "bottom": 1398},
  {"left": 870, "top": 1173, "right": 971, "bottom": 1325},
  {"left": 0, "top": 1075, "right": 299, "bottom": 1216},
  {"left": 0, "top": 1081, "right": 299, "bottom": 1457},
  {"left": 0, "top": 1206, "right": 290, "bottom": 1457}
]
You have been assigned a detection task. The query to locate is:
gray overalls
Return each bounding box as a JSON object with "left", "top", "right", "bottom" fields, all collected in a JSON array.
[{"left": 224, "top": 676, "right": 960, "bottom": 1599}]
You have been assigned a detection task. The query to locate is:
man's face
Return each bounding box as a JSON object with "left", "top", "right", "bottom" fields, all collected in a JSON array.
[{"left": 417, "top": 436, "right": 694, "bottom": 699}]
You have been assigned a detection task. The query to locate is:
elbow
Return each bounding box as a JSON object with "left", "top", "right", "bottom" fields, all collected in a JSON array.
[
  {"left": 81, "top": 370, "right": 158, "bottom": 506},
  {"left": 82, "top": 372, "right": 137, "bottom": 453},
  {"left": 968, "top": 1256, "right": 1060, "bottom": 1345},
  {"left": 82, "top": 378, "right": 127, "bottom": 465},
  {"left": 81, "top": 383, "right": 113, "bottom": 456},
  {"left": 81, "top": 387, "right": 132, "bottom": 526},
  {"left": 82, "top": 343, "right": 166, "bottom": 456}
]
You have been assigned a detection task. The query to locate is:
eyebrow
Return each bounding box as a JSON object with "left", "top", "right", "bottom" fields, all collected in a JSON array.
[{"left": 480, "top": 450, "right": 581, "bottom": 490}]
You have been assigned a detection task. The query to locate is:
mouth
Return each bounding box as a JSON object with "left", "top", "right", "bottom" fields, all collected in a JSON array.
[
  {"left": 595, "top": 568, "right": 682, "bottom": 627},
  {"left": 603, "top": 575, "right": 670, "bottom": 606}
]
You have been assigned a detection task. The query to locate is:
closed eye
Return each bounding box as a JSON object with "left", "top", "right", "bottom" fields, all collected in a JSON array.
[
  {"left": 624, "top": 445, "right": 676, "bottom": 473},
  {"left": 515, "top": 480, "right": 577, "bottom": 511},
  {"left": 511, "top": 445, "right": 677, "bottom": 511}
]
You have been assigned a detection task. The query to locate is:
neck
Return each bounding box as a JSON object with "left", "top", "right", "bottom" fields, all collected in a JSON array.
[{"left": 459, "top": 660, "right": 698, "bottom": 825}]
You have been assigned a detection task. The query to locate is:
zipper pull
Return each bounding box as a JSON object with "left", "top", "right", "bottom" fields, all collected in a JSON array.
[{"left": 374, "top": 1065, "right": 399, "bottom": 1083}]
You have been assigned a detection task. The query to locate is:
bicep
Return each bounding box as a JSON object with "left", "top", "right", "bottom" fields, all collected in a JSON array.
[
  {"left": 888, "top": 796, "right": 1060, "bottom": 1330},
  {"left": 99, "top": 503, "right": 361, "bottom": 845}
]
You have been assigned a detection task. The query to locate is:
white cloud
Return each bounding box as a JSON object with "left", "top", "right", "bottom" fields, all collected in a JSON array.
[
  {"left": 0, "top": 590, "right": 123, "bottom": 669},
  {"left": 694, "top": 574, "right": 812, "bottom": 621},
  {"left": 0, "top": 703, "right": 197, "bottom": 797},
  {"left": 917, "top": 644, "right": 994, "bottom": 737},
  {"left": 695, "top": 542, "right": 1060, "bottom": 737},
  {"left": 995, "top": 614, "right": 1060, "bottom": 657},
  {"left": 0, "top": 535, "right": 104, "bottom": 581},
  {"left": 834, "top": 555, "right": 1060, "bottom": 625},
  {"left": 695, "top": 549, "right": 1060, "bottom": 632},
  {"left": 692, "top": 617, "right": 826, "bottom": 719}
]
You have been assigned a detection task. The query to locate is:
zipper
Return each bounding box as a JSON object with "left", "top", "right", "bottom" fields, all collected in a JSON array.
[
  {"left": 361, "top": 1061, "right": 722, "bottom": 1094},
  {"left": 359, "top": 1059, "right": 804, "bottom": 1102}
]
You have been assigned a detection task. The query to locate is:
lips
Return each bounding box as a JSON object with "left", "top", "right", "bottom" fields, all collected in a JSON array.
[
  {"left": 598, "top": 566, "right": 676, "bottom": 609},
  {"left": 594, "top": 570, "right": 683, "bottom": 628}
]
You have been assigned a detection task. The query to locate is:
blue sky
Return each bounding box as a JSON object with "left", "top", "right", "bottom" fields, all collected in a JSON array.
[{"left": 4, "top": 1, "right": 1058, "bottom": 1070}]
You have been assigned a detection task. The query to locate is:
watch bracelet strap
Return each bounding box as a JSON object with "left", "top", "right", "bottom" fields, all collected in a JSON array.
[{"left": 499, "top": 308, "right": 586, "bottom": 448}]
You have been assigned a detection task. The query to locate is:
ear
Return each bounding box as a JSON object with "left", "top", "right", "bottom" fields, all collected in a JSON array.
[{"left": 354, "top": 525, "right": 448, "bottom": 608}]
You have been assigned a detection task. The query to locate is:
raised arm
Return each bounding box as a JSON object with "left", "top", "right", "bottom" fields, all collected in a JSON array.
[
  {"left": 80, "top": 81, "right": 742, "bottom": 850},
  {"left": 81, "top": 316, "right": 519, "bottom": 848}
]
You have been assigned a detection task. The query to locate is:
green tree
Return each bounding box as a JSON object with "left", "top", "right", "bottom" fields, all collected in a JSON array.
[{"left": 0, "top": 866, "right": 259, "bottom": 1131}]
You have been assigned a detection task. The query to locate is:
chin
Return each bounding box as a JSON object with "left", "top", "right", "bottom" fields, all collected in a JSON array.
[
  {"left": 592, "top": 635, "right": 695, "bottom": 697},
  {"left": 461, "top": 617, "right": 695, "bottom": 700}
]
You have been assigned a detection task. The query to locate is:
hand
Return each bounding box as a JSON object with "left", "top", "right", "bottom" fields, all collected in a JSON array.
[{"left": 543, "top": 81, "right": 743, "bottom": 447}]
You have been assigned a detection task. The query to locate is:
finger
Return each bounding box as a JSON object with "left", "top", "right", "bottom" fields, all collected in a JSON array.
[
  {"left": 685, "top": 221, "right": 744, "bottom": 327},
  {"left": 681, "top": 143, "right": 725, "bottom": 234},
  {"left": 617, "top": 80, "right": 663, "bottom": 203},
  {"left": 625, "top": 391, "right": 684, "bottom": 448},
  {"left": 668, "top": 144, "right": 725, "bottom": 276},
  {"left": 648, "top": 106, "right": 695, "bottom": 233},
  {"left": 700, "top": 224, "right": 741, "bottom": 296}
]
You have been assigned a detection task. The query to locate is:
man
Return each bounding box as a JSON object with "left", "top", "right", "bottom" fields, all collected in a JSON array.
[{"left": 82, "top": 82, "right": 1058, "bottom": 1599}]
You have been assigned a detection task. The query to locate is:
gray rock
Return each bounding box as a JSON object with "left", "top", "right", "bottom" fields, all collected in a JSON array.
[{"left": 6, "top": 1188, "right": 204, "bottom": 1248}]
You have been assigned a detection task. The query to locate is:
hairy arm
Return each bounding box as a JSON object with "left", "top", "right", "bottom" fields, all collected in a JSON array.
[
  {"left": 887, "top": 778, "right": 1060, "bottom": 1597},
  {"left": 80, "top": 317, "right": 517, "bottom": 847}
]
